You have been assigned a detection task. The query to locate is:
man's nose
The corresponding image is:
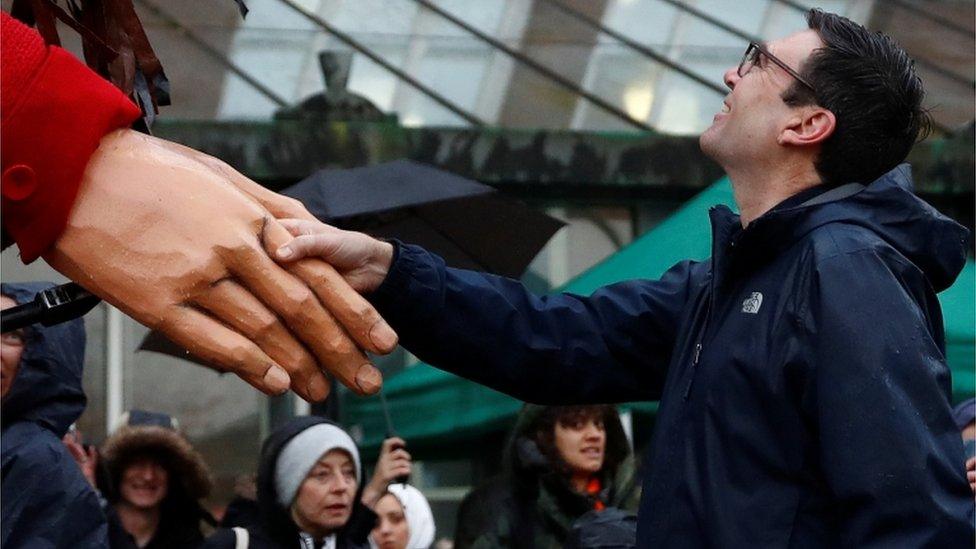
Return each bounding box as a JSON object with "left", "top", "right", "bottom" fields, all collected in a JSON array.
[{"left": 723, "top": 66, "right": 739, "bottom": 90}]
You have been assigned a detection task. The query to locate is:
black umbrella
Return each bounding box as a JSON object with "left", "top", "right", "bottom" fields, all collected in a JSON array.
[
  {"left": 282, "top": 159, "right": 565, "bottom": 279},
  {"left": 138, "top": 159, "right": 563, "bottom": 366}
]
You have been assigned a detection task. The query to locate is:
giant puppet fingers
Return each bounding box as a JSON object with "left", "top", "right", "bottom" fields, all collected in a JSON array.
[
  {"left": 41, "top": 129, "right": 388, "bottom": 400},
  {"left": 148, "top": 137, "right": 398, "bottom": 353}
]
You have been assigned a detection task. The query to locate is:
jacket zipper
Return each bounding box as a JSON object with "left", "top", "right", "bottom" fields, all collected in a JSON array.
[
  {"left": 683, "top": 341, "right": 704, "bottom": 399},
  {"left": 684, "top": 207, "right": 726, "bottom": 401}
]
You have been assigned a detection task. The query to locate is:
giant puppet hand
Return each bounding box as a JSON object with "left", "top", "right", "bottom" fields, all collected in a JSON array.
[{"left": 41, "top": 129, "right": 397, "bottom": 400}]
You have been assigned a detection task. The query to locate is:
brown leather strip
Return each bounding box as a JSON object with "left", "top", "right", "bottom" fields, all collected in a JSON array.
[
  {"left": 41, "top": 0, "right": 119, "bottom": 61},
  {"left": 29, "top": 0, "right": 61, "bottom": 46},
  {"left": 108, "top": 0, "right": 163, "bottom": 80}
]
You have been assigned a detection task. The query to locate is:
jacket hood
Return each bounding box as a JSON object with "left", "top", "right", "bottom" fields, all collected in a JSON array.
[
  {"left": 718, "top": 164, "right": 970, "bottom": 292},
  {"left": 102, "top": 423, "right": 214, "bottom": 500},
  {"left": 1, "top": 282, "right": 87, "bottom": 437},
  {"left": 256, "top": 416, "right": 368, "bottom": 543}
]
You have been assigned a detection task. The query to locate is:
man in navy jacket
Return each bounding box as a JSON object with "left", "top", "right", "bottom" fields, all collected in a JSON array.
[{"left": 275, "top": 9, "right": 975, "bottom": 547}]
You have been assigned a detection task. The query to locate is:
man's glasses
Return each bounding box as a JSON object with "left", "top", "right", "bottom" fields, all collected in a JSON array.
[{"left": 737, "top": 42, "right": 815, "bottom": 92}]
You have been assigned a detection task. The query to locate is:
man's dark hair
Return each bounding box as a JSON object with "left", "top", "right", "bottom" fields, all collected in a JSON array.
[{"left": 782, "top": 9, "right": 930, "bottom": 186}]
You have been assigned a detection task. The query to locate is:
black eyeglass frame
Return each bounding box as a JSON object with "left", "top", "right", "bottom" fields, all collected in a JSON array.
[{"left": 737, "top": 42, "right": 816, "bottom": 92}]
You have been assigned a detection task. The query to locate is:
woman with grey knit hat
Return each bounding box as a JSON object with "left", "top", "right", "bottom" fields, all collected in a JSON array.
[{"left": 204, "top": 416, "right": 380, "bottom": 549}]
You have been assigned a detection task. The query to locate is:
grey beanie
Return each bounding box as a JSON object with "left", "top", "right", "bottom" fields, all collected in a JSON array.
[{"left": 274, "top": 423, "right": 361, "bottom": 507}]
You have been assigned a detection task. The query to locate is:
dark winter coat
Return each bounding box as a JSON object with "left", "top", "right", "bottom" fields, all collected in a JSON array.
[
  {"left": 454, "top": 404, "right": 639, "bottom": 549},
  {"left": 0, "top": 281, "right": 107, "bottom": 548},
  {"left": 203, "top": 416, "right": 375, "bottom": 549},
  {"left": 370, "top": 165, "right": 975, "bottom": 547}
]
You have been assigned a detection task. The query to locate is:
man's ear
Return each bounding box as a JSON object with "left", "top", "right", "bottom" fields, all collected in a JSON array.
[{"left": 779, "top": 107, "right": 835, "bottom": 146}]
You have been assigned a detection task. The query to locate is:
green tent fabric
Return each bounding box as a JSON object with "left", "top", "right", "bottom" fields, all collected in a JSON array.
[
  {"left": 941, "top": 260, "right": 975, "bottom": 399},
  {"left": 343, "top": 178, "right": 975, "bottom": 455}
]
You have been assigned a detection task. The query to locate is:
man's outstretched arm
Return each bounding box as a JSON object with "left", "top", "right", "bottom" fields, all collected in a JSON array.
[{"left": 276, "top": 219, "right": 700, "bottom": 404}]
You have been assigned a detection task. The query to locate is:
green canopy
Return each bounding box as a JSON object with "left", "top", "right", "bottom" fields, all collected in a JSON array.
[{"left": 344, "top": 178, "right": 975, "bottom": 455}]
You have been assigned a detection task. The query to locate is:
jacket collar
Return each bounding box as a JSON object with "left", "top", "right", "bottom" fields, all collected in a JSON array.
[{"left": 705, "top": 164, "right": 969, "bottom": 293}]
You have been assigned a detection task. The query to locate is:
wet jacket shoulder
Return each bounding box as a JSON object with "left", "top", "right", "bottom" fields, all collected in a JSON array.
[
  {"left": 1, "top": 282, "right": 106, "bottom": 548},
  {"left": 203, "top": 416, "right": 375, "bottom": 549},
  {"left": 455, "top": 405, "right": 640, "bottom": 549}
]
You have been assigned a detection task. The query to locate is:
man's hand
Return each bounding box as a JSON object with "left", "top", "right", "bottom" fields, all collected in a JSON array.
[
  {"left": 273, "top": 218, "right": 394, "bottom": 295},
  {"left": 361, "top": 437, "right": 412, "bottom": 509},
  {"left": 43, "top": 129, "right": 396, "bottom": 400}
]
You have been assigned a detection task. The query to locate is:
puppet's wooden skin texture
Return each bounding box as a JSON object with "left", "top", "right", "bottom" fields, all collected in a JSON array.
[{"left": 43, "top": 129, "right": 391, "bottom": 399}]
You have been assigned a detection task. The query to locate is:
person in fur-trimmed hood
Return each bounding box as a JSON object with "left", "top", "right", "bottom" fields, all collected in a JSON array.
[{"left": 102, "top": 410, "right": 214, "bottom": 548}]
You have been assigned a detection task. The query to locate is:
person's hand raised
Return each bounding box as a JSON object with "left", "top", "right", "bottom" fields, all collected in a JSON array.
[
  {"left": 42, "top": 129, "right": 397, "bottom": 400},
  {"left": 62, "top": 431, "right": 98, "bottom": 488},
  {"left": 362, "top": 437, "right": 412, "bottom": 509}
]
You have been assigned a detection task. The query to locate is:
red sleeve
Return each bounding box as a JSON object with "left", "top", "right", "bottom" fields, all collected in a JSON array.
[{"left": 1, "top": 11, "right": 141, "bottom": 263}]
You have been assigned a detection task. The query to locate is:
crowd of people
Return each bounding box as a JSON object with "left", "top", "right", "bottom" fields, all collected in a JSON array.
[
  {"left": 2, "top": 281, "right": 974, "bottom": 548},
  {"left": 3, "top": 3, "right": 976, "bottom": 547},
  {"left": 1, "top": 279, "right": 659, "bottom": 548}
]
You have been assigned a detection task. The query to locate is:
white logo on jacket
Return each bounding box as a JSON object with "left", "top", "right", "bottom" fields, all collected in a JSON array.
[{"left": 741, "top": 292, "right": 763, "bottom": 314}]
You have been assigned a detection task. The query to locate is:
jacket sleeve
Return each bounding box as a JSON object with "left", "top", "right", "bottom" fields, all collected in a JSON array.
[
  {"left": 0, "top": 11, "right": 141, "bottom": 263},
  {"left": 0, "top": 435, "right": 109, "bottom": 548},
  {"left": 369, "top": 242, "right": 699, "bottom": 404},
  {"left": 798, "top": 248, "right": 974, "bottom": 547}
]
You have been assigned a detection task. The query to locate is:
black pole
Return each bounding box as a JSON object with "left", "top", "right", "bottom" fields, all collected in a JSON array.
[{"left": 1, "top": 283, "right": 101, "bottom": 333}]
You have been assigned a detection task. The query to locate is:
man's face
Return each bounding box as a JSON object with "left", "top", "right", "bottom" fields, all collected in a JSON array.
[
  {"left": 291, "top": 449, "right": 358, "bottom": 536},
  {"left": 700, "top": 29, "right": 825, "bottom": 168},
  {"left": 120, "top": 456, "right": 170, "bottom": 510},
  {"left": 554, "top": 415, "right": 606, "bottom": 475},
  {"left": 1, "top": 295, "right": 25, "bottom": 399}
]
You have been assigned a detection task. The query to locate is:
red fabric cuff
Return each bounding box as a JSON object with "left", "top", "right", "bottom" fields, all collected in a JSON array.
[{"left": 2, "top": 22, "right": 140, "bottom": 263}]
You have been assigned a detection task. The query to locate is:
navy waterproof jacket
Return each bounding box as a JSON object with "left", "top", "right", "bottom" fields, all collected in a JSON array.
[
  {"left": 1, "top": 282, "right": 107, "bottom": 548},
  {"left": 370, "top": 165, "right": 975, "bottom": 547}
]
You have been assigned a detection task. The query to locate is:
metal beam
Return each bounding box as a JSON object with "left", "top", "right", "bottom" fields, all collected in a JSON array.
[
  {"left": 538, "top": 0, "right": 726, "bottom": 96},
  {"left": 276, "top": 0, "right": 485, "bottom": 126},
  {"left": 887, "top": 0, "right": 975, "bottom": 39},
  {"left": 136, "top": 0, "right": 289, "bottom": 107},
  {"left": 769, "top": 0, "right": 974, "bottom": 90},
  {"left": 410, "top": 0, "right": 656, "bottom": 131}
]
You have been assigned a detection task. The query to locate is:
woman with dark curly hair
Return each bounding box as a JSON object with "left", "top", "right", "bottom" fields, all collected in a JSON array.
[{"left": 454, "top": 404, "right": 640, "bottom": 549}]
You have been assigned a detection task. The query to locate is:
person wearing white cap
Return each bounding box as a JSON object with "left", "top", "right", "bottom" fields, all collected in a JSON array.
[{"left": 369, "top": 484, "right": 436, "bottom": 549}]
